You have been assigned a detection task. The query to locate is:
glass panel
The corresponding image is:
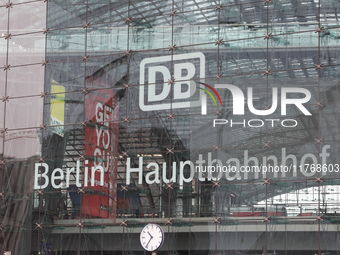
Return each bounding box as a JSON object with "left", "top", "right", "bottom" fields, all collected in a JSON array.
[
  {"left": 0, "top": 6, "right": 8, "bottom": 54},
  {"left": 8, "top": 33, "right": 45, "bottom": 66},
  {"left": 47, "top": 0, "right": 87, "bottom": 30},
  {"left": 7, "top": 64, "right": 44, "bottom": 98},
  {"left": 2, "top": 0, "right": 340, "bottom": 254},
  {"left": 0, "top": 160, "right": 37, "bottom": 255},
  {"left": 46, "top": 29, "right": 85, "bottom": 57},
  {"left": 87, "top": 0, "right": 127, "bottom": 24},
  {"left": 0, "top": 227, "right": 35, "bottom": 254},
  {"left": 87, "top": 23, "right": 128, "bottom": 52},
  {"left": 9, "top": 1, "right": 46, "bottom": 35},
  {"left": 4, "top": 128, "right": 41, "bottom": 159},
  {"left": 5, "top": 96, "right": 43, "bottom": 129}
]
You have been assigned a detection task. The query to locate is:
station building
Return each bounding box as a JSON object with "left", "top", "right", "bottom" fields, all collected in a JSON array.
[{"left": 1, "top": 0, "right": 340, "bottom": 254}]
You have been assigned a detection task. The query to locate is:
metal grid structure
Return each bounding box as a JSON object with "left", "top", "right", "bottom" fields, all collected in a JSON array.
[{"left": 1, "top": 0, "right": 340, "bottom": 255}]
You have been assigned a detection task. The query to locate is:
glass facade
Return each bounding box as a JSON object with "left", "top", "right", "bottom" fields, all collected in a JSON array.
[{"left": 1, "top": 0, "right": 340, "bottom": 254}]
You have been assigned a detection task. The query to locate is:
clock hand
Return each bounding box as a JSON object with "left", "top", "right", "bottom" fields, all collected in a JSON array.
[
  {"left": 148, "top": 231, "right": 153, "bottom": 239},
  {"left": 146, "top": 236, "right": 152, "bottom": 247}
]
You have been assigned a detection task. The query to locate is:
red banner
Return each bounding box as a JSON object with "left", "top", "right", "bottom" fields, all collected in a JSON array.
[{"left": 82, "top": 77, "right": 118, "bottom": 220}]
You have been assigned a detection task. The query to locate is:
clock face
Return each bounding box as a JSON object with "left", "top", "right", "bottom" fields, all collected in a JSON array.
[{"left": 140, "top": 223, "right": 164, "bottom": 251}]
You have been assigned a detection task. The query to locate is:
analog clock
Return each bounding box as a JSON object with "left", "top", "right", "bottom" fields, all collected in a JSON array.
[{"left": 140, "top": 223, "right": 164, "bottom": 251}]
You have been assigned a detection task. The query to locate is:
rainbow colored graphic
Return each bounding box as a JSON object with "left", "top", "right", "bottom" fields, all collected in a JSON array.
[{"left": 197, "top": 82, "right": 222, "bottom": 115}]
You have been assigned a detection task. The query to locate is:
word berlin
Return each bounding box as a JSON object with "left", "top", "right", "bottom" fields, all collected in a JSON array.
[
  {"left": 34, "top": 160, "right": 108, "bottom": 190},
  {"left": 34, "top": 145, "right": 330, "bottom": 189}
]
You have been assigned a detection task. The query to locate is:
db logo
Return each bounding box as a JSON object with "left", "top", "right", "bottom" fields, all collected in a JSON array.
[{"left": 139, "top": 52, "right": 205, "bottom": 111}]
